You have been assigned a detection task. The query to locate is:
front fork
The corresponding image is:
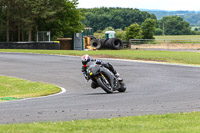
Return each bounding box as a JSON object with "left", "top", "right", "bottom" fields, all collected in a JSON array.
[
  {"left": 95, "top": 73, "right": 110, "bottom": 85},
  {"left": 100, "top": 73, "right": 110, "bottom": 85}
]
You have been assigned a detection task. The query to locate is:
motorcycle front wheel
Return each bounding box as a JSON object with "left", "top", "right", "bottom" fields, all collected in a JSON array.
[{"left": 97, "top": 76, "right": 113, "bottom": 94}]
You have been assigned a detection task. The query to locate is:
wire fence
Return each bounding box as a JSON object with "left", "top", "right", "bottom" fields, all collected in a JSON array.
[
  {"left": 129, "top": 39, "right": 200, "bottom": 49},
  {"left": 37, "top": 31, "right": 51, "bottom": 42}
]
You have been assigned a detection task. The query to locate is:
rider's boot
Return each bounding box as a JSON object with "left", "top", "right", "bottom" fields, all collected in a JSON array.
[
  {"left": 115, "top": 72, "right": 123, "bottom": 82},
  {"left": 104, "top": 62, "right": 123, "bottom": 82}
]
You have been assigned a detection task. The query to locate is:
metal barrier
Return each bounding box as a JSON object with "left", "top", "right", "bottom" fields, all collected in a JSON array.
[{"left": 0, "top": 42, "right": 60, "bottom": 50}]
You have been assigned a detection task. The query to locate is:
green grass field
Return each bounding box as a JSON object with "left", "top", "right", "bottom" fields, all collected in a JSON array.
[
  {"left": 0, "top": 49, "right": 200, "bottom": 65},
  {"left": 0, "top": 75, "right": 61, "bottom": 101},
  {"left": 1, "top": 112, "right": 200, "bottom": 133}
]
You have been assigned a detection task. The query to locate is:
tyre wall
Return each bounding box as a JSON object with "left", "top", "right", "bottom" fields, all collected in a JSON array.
[{"left": 91, "top": 38, "right": 124, "bottom": 50}]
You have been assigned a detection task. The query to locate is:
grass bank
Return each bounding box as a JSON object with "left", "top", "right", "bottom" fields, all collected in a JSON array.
[
  {"left": 0, "top": 112, "right": 200, "bottom": 133},
  {"left": 0, "top": 75, "right": 61, "bottom": 101},
  {"left": 0, "top": 49, "right": 200, "bottom": 65}
]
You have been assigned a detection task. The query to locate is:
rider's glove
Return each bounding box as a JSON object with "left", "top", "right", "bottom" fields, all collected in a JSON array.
[
  {"left": 96, "top": 60, "right": 102, "bottom": 65},
  {"left": 83, "top": 72, "right": 89, "bottom": 80}
]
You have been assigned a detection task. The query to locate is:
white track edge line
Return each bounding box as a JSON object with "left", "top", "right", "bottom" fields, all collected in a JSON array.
[{"left": 0, "top": 86, "right": 66, "bottom": 104}]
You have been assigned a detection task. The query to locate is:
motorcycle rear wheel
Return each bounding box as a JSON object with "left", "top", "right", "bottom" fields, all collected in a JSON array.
[{"left": 118, "top": 82, "right": 126, "bottom": 92}]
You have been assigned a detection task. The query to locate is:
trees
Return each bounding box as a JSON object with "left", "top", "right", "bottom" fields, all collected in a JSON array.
[
  {"left": 141, "top": 18, "right": 156, "bottom": 39},
  {"left": 125, "top": 19, "right": 156, "bottom": 40},
  {"left": 82, "top": 7, "right": 156, "bottom": 32},
  {"left": 158, "top": 16, "right": 192, "bottom": 35},
  {"left": 125, "top": 23, "right": 142, "bottom": 41},
  {"left": 0, "top": 0, "right": 85, "bottom": 42},
  {"left": 22, "top": 0, "right": 58, "bottom": 41},
  {"left": 0, "top": 0, "right": 6, "bottom": 41},
  {"left": 154, "top": 28, "right": 163, "bottom": 35},
  {"left": 41, "top": 0, "right": 85, "bottom": 40}
]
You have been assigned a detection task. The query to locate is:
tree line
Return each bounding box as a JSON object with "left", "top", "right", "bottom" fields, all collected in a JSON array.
[
  {"left": 81, "top": 7, "right": 157, "bottom": 32},
  {"left": 156, "top": 16, "right": 192, "bottom": 35},
  {"left": 0, "top": 3, "right": 199, "bottom": 42},
  {"left": 0, "top": 0, "right": 84, "bottom": 42},
  {"left": 82, "top": 8, "right": 199, "bottom": 38},
  {"left": 125, "top": 15, "right": 197, "bottom": 40}
]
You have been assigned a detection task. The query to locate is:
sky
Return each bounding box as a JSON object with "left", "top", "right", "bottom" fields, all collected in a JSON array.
[{"left": 77, "top": 0, "right": 200, "bottom": 11}]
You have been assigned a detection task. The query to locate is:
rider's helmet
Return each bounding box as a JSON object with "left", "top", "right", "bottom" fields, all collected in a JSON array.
[{"left": 81, "top": 54, "right": 90, "bottom": 65}]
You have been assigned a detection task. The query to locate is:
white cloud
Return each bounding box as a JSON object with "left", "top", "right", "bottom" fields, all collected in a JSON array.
[{"left": 77, "top": 0, "right": 200, "bottom": 11}]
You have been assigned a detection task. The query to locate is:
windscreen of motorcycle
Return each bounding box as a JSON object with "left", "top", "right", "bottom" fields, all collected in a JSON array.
[{"left": 87, "top": 62, "right": 100, "bottom": 76}]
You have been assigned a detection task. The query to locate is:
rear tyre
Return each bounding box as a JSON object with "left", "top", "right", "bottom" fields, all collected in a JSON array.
[
  {"left": 118, "top": 82, "right": 126, "bottom": 92},
  {"left": 97, "top": 77, "right": 113, "bottom": 94}
]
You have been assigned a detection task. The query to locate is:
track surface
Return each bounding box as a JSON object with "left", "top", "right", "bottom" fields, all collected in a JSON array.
[{"left": 0, "top": 53, "right": 200, "bottom": 124}]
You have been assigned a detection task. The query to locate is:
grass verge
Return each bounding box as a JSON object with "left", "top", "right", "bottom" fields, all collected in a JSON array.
[
  {"left": 0, "top": 49, "right": 200, "bottom": 65},
  {"left": 0, "top": 75, "right": 61, "bottom": 101},
  {"left": 0, "top": 112, "right": 200, "bottom": 133}
]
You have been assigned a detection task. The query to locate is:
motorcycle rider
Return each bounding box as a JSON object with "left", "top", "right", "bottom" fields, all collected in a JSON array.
[{"left": 81, "top": 54, "right": 122, "bottom": 89}]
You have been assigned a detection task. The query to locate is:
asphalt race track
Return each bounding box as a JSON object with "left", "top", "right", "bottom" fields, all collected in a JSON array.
[{"left": 0, "top": 52, "right": 200, "bottom": 124}]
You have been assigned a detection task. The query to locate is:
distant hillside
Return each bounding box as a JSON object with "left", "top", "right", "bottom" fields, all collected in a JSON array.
[{"left": 142, "top": 9, "right": 200, "bottom": 26}]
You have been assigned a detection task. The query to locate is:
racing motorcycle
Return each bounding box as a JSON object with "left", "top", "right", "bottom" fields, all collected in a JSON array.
[{"left": 86, "top": 62, "right": 126, "bottom": 94}]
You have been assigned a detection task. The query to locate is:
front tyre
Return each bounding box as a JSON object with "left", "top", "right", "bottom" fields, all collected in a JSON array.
[{"left": 97, "top": 77, "right": 113, "bottom": 94}]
